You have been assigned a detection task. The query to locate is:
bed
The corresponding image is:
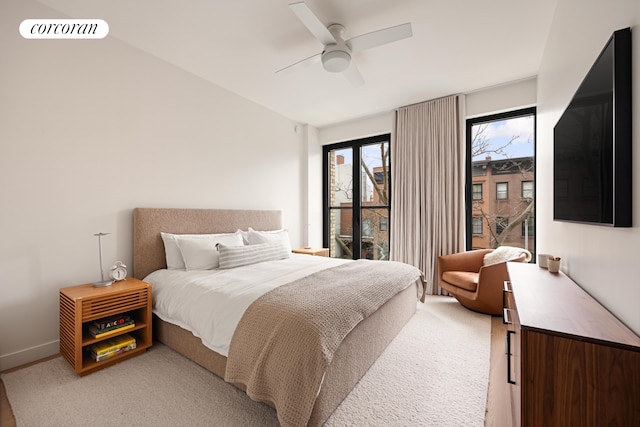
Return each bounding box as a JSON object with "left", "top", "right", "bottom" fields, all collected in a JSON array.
[{"left": 132, "top": 207, "right": 422, "bottom": 426}]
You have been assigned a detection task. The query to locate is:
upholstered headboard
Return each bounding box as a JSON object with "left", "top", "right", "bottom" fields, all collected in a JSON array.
[{"left": 132, "top": 208, "right": 282, "bottom": 279}]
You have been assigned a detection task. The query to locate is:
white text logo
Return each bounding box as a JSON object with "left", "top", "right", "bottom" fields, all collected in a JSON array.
[{"left": 20, "top": 19, "right": 109, "bottom": 39}]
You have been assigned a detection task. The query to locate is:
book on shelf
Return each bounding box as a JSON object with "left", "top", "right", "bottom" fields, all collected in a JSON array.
[
  {"left": 88, "top": 322, "right": 135, "bottom": 339},
  {"left": 91, "top": 341, "right": 137, "bottom": 362},
  {"left": 89, "top": 334, "right": 136, "bottom": 359},
  {"left": 91, "top": 313, "right": 133, "bottom": 331}
]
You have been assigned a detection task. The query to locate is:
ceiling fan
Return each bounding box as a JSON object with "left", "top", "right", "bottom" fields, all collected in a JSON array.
[{"left": 277, "top": 2, "right": 412, "bottom": 86}]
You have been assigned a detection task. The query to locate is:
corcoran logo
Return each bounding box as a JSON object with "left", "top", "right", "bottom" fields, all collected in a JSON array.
[{"left": 19, "top": 19, "right": 109, "bottom": 39}]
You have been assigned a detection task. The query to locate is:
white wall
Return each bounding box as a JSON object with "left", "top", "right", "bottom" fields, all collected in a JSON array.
[
  {"left": 0, "top": 0, "right": 305, "bottom": 369},
  {"left": 318, "top": 78, "right": 537, "bottom": 145},
  {"left": 318, "top": 112, "right": 394, "bottom": 145},
  {"left": 537, "top": 0, "right": 640, "bottom": 334},
  {"left": 466, "top": 78, "right": 537, "bottom": 118}
]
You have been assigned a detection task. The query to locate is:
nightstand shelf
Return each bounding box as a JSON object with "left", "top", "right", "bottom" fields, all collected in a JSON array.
[{"left": 59, "top": 278, "right": 152, "bottom": 376}]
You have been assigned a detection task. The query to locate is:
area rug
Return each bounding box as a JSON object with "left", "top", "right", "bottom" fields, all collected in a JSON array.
[{"left": 2, "top": 296, "right": 490, "bottom": 426}]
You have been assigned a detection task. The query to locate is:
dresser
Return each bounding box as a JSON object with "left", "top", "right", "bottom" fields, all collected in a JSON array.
[{"left": 504, "top": 263, "right": 640, "bottom": 426}]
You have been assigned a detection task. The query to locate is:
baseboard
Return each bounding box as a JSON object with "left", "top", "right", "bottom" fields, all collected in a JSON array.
[{"left": 0, "top": 340, "right": 59, "bottom": 372}]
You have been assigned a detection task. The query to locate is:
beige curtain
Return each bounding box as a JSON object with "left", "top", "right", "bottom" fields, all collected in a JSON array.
[{"left": 390, "top": 95, "right": 466, "bottom": 295}]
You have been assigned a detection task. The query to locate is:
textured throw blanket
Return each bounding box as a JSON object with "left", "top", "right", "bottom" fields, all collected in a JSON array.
[
  {"left": 224, "top": 259, "right": 422, "bottom": 427},
  {"left": 483, "top": 245, "right": 532, "bottom": 266}
]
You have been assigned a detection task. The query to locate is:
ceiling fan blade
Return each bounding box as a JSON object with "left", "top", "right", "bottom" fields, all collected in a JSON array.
[
  {"left": 343, "top": 61, "right": 364, "bottom": 87},
  {"left": 346, "top": 22, "right": 412, "bottom": 52},
  {"left": 276, "top": 52, "right": 321, "bottom": 74},
  {"left": 289, "top": 2, "right": 336, "bottom": 46}
]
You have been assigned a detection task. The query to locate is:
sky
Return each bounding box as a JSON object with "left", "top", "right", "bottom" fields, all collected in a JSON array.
[{"left": 472, "top": 115, "right": 535, "bottom": 161}]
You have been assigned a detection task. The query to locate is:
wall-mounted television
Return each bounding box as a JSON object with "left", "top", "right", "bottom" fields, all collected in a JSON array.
[{"left": 553, "top": 27, "right": 632, "bottom": 227}]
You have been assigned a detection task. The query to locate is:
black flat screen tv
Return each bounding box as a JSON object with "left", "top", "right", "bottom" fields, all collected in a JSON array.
[{"left": 553, "top": 27, "right": 632, "bottom": 227}]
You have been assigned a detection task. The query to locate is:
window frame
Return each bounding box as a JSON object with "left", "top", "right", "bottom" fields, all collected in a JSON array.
[
  {"left": 521, "top": 217, "right": 534, "bottom": 237},
  {"left": 322, "top": 133, "right": 391, "bottom": 260},
  {"left": 465, "top": 107, "right": 537, "bottom": 251},
  {"left": 522, "top": 181, "right": 534, "bottom": 199},
  {"left": 472, "top": 183, "right": 483, "bottom": 201},
  {"left": 472, "top": 216, "right": 483, "bottom": 235},
  {"left": 496, "top": 182, "right": 509, "bottom": 200}
]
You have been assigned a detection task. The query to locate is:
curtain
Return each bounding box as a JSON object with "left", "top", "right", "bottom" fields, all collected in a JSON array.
[{"left": 390, "top": 95, "right": 466, "bottom": 296}]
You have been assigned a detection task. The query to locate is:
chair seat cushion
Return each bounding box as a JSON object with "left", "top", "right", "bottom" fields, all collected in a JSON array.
[{"left": 442, "top": 271, "right": 479, "bottom": 292}]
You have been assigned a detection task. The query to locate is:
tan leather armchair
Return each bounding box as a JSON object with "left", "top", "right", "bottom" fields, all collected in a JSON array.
[{"left": 437, "top": 248, "right": 528, "bottom": 315}]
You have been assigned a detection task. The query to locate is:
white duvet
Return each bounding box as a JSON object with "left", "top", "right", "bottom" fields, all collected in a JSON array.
[{"left": 144, "top": 254, "right": 350, "bottom": 357}]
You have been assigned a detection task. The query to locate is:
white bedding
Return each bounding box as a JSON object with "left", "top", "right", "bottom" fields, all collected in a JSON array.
[{"left": 144, "top": 254, "right": 350, "bottom": 356}]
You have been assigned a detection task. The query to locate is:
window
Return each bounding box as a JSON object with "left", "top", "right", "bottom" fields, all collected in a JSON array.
[
  {"left": 466, "top": 107, "right": 536, "bottom": 253},
  {"left": 472, "top": 217, "right": 483, "bottom": 235},
  {"left": 496, "top": 182, "right": 508, "bottom": 200},
  {"left": 472, "top": 183, "right": 483, "bottom": 200},
  {"left": 521, "top": 217, "right": 534, "bottom": 237},
  {"left": 323, "top": 134, "right": 390, "bottom": 260},
  {"left": 522, "top": 181, "right": 534, "bottom": 199}
]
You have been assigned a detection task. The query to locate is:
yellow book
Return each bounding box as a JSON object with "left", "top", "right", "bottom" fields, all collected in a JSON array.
[
  {"left": 89, "top": 334, "right": 136, "bottom": 357},
  {"left": 91, "top": 323, "right": 135, "bottom": 339}
]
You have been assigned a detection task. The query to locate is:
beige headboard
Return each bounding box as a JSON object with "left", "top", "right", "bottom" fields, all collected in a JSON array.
[{"left": 132, "top": 208, "right": 282, "bottom": 279}]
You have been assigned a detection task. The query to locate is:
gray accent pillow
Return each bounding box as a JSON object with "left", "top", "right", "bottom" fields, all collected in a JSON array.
[{"left": 218, "top": 241, "right": 290, "bottom": 269}]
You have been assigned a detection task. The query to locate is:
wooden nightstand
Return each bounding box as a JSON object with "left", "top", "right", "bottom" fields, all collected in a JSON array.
[
  {"left": 59, "top": 277, "right": 152, "bottom": 376},
  {"left": 292, "top": 247, "right": 329, "bottom": 257}
]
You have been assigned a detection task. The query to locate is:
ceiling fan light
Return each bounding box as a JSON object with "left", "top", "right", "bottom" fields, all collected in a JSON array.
[{"left": 322, "top": 50, "right": 350, "bottom": 73}]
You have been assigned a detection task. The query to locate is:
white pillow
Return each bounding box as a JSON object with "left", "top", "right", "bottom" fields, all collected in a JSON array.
[
  {"left": 175, "top": 233, "right": 244, "bottom": 270},
  {"left": 236, "top": 228, "right": 250, "bottom": 245},
  {"left": 246, "top": 228, "right": 292, "bottom": 253},
  {"left": 160, "top": 232, "right": 204, "bottom": 270},
  {"left": 160, "top": 232, "right": 243, "bottom": 270},
  {"left": 218, "top": 241, "right": 290, "bottom": 269}
]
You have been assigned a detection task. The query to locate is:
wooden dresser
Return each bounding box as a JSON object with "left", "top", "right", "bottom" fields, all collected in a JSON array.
[{"left": 504, "top": 263, "right": 640, "bottom": 426}]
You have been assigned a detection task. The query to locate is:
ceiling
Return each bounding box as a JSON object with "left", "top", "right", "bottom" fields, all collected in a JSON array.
[{"left": 36, "top": 0, "right": 557, "bottom": 128}]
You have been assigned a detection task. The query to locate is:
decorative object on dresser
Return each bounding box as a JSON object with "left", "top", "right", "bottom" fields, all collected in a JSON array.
[
  {"left": 292, "top": 247, "right": 329, "bottom": 257},
  {"left": 536, "top": 253, "right": 552, "bottom": 268},
  {"left": 504, "top": 263, "right": 640, "bottom": 426},
  {"left": 546, "top": 256, "right": 561, "bottom": 273},
  {"left": 59, "top": 277, "right": 152, "bottom": 375}
]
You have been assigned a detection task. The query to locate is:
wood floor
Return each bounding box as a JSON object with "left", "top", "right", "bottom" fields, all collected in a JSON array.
[{"left": 0, "top": 317, "right": 512, "bottom": 427}]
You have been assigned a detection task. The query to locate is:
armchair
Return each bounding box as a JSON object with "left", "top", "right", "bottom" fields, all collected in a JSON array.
[{"left": 437, "top": 247, "right": 530, "bottom": 315}]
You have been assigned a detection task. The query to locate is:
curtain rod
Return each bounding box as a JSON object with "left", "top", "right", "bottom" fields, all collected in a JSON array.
[{"left": 396, "top": 93, "right": 463, "bottom": 111}]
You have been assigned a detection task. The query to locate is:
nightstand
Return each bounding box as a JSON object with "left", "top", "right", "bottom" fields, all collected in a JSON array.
[
  {"left": 59, "top": 277, "right": 152, "bottom": 376},
  {"left": 292, "top": 247, "right": 329, "bottom": 257}
]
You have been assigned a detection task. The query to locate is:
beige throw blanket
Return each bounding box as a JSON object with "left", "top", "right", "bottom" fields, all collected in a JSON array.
[{"left": 224, "top": 259, "right": 422, "bottom": 427}]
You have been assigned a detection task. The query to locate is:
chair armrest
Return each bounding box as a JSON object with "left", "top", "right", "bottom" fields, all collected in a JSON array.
[
  {"left": 438, "top": 249, "right": 493, "bottom": 273},
  {"left": 477, "top": 261, "right": 510, "bottom": 284}
]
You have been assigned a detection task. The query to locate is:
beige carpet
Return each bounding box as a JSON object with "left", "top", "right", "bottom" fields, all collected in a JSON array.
[{"left": 2, "top": 296, "right": 490, "bottom": 426}]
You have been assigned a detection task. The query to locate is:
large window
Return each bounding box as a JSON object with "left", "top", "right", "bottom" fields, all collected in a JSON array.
[
  {"left": 466, "top": 108, "right": 536, "bottom": 254},
  {"left": 323, "top": 134, "right": 390, "bottom": 260}
]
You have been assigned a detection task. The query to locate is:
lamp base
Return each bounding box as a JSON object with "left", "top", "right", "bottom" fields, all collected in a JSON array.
[{"left": 93, "top": 279, "right": 114, "bottom": 287}]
